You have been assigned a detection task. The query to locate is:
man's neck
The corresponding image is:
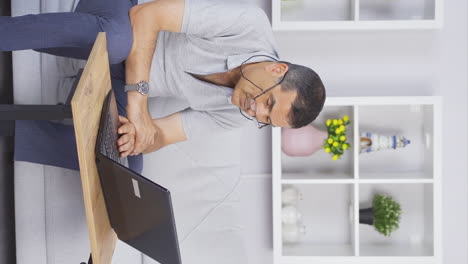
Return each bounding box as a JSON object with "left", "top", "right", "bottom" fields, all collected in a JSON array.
[
  {"left": 191, "top": 67, "right": 242, "bottom": 88},
  {"left": 226, "top": 66, "right": 242, "bottom": 88}
]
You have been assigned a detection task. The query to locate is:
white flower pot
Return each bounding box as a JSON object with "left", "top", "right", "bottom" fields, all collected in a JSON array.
[
  {"left": 282, "top": 205, "right": 302, "bottom": 225},
  {"left": 282, "top": 224, "right": 306, "bottom": 244},
  {"left": 282, "top": 187, "right": 303, "bottom": 205}
]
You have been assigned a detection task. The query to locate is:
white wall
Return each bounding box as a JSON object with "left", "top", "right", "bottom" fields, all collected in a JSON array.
[{"left": 238, "top": 0, "right": 467, "bottom": 263}]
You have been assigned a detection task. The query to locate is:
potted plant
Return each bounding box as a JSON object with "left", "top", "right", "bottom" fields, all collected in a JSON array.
[
  {"left": 281, "top": 115, "right": 352, "bottom": 158},
  {"left": 322, "top": 115, "right": 352, "bottom": 160},
  {"left": 360, "top": 194, "right": 402, "bottom": 237}
]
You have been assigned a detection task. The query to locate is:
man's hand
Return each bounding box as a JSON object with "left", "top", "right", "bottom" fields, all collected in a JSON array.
[
  {"left": 126, "top": 92, "right": 156, "bottom": 155},
  {"left": 117, "top": 111, "right": 188, "bottom": 156},
  {"left": 117, "top": 116, "right": 136, "bottom": 157}
]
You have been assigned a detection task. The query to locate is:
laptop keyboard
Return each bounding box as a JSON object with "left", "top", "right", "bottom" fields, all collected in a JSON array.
[
  {"left": 97, "top": 99, "right": 125, "bottom": 165},
  {"left": 104, "top": 113, "right": 121, "bottom": 162}
]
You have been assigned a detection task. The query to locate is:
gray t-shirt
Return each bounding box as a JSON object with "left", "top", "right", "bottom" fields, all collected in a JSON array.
[{"left": 147, "top": 0, "right": 280, "bottom": 139}]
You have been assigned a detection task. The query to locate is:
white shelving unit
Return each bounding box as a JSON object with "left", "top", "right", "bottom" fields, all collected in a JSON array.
[
  {"left": 272, "top": 0, "right": 443, "bottom": 30},
  {"left": 272, "top": 96, "right": 442, "bottom": 264}
]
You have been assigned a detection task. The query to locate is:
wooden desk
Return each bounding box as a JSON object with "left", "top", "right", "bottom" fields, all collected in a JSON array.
[{"left": 71, "top": 32, "right": 117, "bottom": 264}]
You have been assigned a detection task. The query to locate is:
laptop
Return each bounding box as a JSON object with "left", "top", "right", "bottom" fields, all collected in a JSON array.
[{"left": 95, "top": 90, "right": 182, "bottom": 264}]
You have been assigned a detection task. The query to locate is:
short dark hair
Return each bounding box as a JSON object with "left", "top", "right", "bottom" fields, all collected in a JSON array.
[{"left": 279, "top": 61, "right": 326, "bottom": 128}]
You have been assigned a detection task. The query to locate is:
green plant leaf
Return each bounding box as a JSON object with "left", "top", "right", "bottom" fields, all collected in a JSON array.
[{"left": 372, "top": 194, "right": 402, "bottom": 237}]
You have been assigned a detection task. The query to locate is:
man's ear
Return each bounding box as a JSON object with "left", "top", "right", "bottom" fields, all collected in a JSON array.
[{"left": 266, "top": 62, "right": 288, "bottom": 78}]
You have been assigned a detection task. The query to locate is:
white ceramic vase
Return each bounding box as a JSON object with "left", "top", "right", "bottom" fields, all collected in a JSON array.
[
  {"left": 282, "top": 187, "right": 303, "bottom": 205},
  {"left": 282, "top": 205, "right": 302, "bottom": 225},
  {"left": 282, "top": 224, "right": 306, "bottom": 244}
]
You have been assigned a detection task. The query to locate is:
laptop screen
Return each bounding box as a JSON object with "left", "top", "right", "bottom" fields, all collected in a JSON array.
[{"left": 95, "top": 91, "right": 182, "bottom": 264}]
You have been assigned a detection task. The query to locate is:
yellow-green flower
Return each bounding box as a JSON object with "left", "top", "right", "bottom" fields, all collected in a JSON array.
[{"left": 324, "top": 116, "right": 352, "bottom": 160}]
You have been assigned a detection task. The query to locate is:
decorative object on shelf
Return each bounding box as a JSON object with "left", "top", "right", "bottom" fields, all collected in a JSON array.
[
  {"left": 322, "top": 115, "right": 352, "bottom": 161},
  {"left": 359, "top": 132, "right": 411, "bottom": 154},
  {"left": 360, "top": 194, "right": 402, "bottom": 237},
  {"left": 282, "top": 205, "right": 303, "bottom": 225},
  {"left": 281, "top": 125, "right": 328, "bottom": 157},
  {"left": 281, "top": 115, "right": 352, "bottom": 159},
  {"left": 282, "top": 224, "right": 306, "bottom": 244},
  {"left": 282, "top": 186, "right": 303, "bottom": 205}
]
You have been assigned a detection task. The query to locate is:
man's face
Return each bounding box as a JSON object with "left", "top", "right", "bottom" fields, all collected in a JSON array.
[{"left": 231, "top": 62, "right": 297, "bottom": 128}]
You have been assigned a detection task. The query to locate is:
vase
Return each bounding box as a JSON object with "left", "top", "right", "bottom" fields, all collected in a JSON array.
[
  {"left": 282, "top": 125, "right": 328, "bottom": 157},
  {"left": 359, "top": 208, "right": 374, "bottom": 225},
  {"left": 360, "top": 131, "right": 411, "bottom": 154},
  {"left": 282, "top": 224, "right": 306, "bottom": 244},
  {"left": 282, "top": 187, "right": 303, "bottom": 205},
  {"left": 282, "top": 205, "right": 302, "bottom": 225}
]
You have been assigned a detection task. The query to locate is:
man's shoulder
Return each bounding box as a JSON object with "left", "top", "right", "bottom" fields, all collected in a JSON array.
[
  {"left": 243, "top": 5, "right": 272, "bottom": 34},
  {"left": 238, "top": 4, "right": 269, "bottom": 23},
  {"left": 195, "top": 0, "right": 268, "bottom": 23}
]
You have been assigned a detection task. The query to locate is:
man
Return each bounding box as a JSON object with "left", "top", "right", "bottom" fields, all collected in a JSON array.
[
  {"left": 119, "top": 0, "right": 325, "bottom": 158},
  {"left": 1, "top": 0, "right": 325, "bottom": 172}
]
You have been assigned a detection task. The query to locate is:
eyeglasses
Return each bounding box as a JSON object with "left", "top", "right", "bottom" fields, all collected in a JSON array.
[
  {"left": 238, "top": 54, "right": 288, "bottom": 129},
  {"left": 238, "top": 108, "right": 271, "bottom": 129}
]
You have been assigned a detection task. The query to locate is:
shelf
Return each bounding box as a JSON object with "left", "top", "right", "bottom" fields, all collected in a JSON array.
[
  {"left": 282, "top": 178, "right": 355, "bottom": 185},
  {"left": 359, "top": 178, "right": 433, "bottom": 184},
  {"left": 281, "top": 184, "right": 355, "bottom": 256},
  {"left": 359, "top": 172, "right": 434, "bottom": 181},
  {"left": 359, "top": 183, "right": 434, "bottom": 256},
  {"left": 272, "top": 97, "right": 441, "bottom": 263},
  {"left": 360, "top": 0, "right": 435, "bottom": 21},
  {"left": 281, "top": 0, "right": 354, "bottom": 22},
  {"left": 273, "top": 0, "right": 442, "bottom": 30},
  {"left": 358, "top": 105, "right": 434, "bottom": 179},
  {"left": 360, "top": 244, "right": 434, "bottom": 257},
  {"left": 282, "top": 172, "right": 353, "bottom": 181},
  {"left": 281, "top": 105, "right": 355, "bottom": 180},
  {"left": 283, "top": 244, "right": 354, "bottom": 257}
]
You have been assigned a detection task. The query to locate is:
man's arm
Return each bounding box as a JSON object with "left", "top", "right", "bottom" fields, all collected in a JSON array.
[
  {"left": 126, "top": 0, "right": 184, "bottom": 84},
  {"left": 143, "top": 113, "right": 187, "bottom": 154},
  {"left": 125, "top": 0, "right": 185, "bottom": 154}
]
